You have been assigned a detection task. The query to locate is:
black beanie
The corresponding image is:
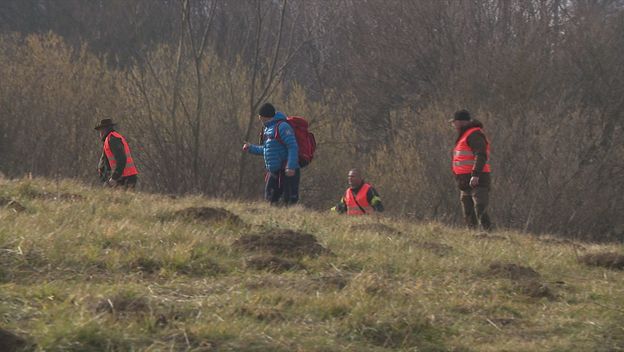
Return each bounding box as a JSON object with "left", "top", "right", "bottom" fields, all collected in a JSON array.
[
  {"left": 258, "top": 103, "right": 276, "bottom": 118},
  {"left": 453, "top": 109, "right": 471, "bottom": 121}
]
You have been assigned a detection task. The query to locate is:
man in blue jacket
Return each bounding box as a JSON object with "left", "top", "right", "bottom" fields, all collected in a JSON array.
[{"left": 243, "top": 103, "right": 300, "bottom": 205}]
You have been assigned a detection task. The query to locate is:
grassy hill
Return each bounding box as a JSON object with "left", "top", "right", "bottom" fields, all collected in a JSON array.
[{"left": 0, "top": 178, "right": 623, "bottom": 352}]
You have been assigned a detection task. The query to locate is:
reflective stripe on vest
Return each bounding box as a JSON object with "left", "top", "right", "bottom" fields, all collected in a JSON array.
[
  {"left": 345, "top": 183, "right": 374, "bottom": 215},
  {"left": 104, "top": 131, "right": 139, "bottom": 177},
  {"left": 452, "top": 127, "right": 491, "bottom": 175}
]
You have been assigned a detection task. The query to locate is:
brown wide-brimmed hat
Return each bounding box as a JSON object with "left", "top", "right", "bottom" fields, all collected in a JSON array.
[
  {"left": 448, "top": 109, "right": 472, "bottom": 122},
  {"left": 94, "top": 118, "right": 117, "bottom": 130}
]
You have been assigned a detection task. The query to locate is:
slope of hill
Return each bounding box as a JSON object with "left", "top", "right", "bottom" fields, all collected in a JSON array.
[{"left": 0, "top": 178, "right": 622, "bottom": 351}]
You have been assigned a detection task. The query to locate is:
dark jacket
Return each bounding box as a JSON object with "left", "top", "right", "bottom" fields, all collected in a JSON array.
[
  {"left": 455, "top": 120, "right": 490, "bottom": 190},
  {"left": 98, "top": 129, "right": 127, "bottom": 181}
]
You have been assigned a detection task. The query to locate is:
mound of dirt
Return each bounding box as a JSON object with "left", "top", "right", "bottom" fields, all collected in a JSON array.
[
  {"left": 578, "top": 252, "right": 624, "bottom": 270},
  {"left": 487, "top": 262, "right": 557, "bottom": 299},
  {"left": 244, "top": 255, "right": 301, "bottom": 272},
  {"left": 487, "top": 262, "right": 540, "bottom": 281},
  {"left": 173, "top": 207, "right": 243, "bottom": 225},
  {"left": 0, "top": 328, "right": 31, "bottom": 352},
  {"left": 349, "top": 223, "right": 401, "bottom": 235},
  {"left": 95, "top": 294, "right": 150, "bottom": 314},
  {"left": 233, "top": 229, "right": 330, "bottom": 257},
  {"left": 0, "top": 198, "right": 26, "bottom": 213}
]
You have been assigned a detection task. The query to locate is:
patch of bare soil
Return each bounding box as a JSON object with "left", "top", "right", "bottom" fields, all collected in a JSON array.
[
  {"left": 244, "top": 255, "right": 301, "bottom": 272},
  {"left": 349, "top": 223, "right": 401, "bottom": 236},
  {"left": 515, "top": 280, "right": 556, "bottom": 300},
  {"left": 487, "top": 262, "right": 540, "bottom": 281},
  {"left": 0, "top": 198, "right": 26, "bottom": 213},
  {"left": 172, "top": 207, "right": 243, "bottom": 225},
  {"left": 131, "top": 257, "right": 162, "bottom": 274},
  {"left": 474, "top": 232, "right": 507, "bottom": 240},
  {"left": 0, "top": 328, "right": 31, "bottom": 352},
  {"left": 232, "top": 229, "right": 331, "bottom": 257},
  {"left": 579, "top": 252, "right": 624, "bottom": 270},
  {"left": 95, "top": 294, "right": 150, "bottom": 315}
]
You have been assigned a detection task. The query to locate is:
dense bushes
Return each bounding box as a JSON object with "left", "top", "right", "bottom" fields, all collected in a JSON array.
[{"left": 0, "top": 0, "right": 622, "bottom": 240}]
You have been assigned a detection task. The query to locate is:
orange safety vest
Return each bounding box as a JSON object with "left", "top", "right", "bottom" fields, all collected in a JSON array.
[
  {"left": 345, "top": 183, "right": 374, "bottom": 215},
  {"left": 104, "top": 131, "right": 138, "bottom": 177},
  {"left": 452, "top": 127, "right": 491, "bottom": 175}
]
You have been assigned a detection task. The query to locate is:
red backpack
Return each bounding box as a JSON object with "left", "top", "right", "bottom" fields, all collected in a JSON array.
[{"left": 275, "top": 116, "right": 316, "bottom": 167}]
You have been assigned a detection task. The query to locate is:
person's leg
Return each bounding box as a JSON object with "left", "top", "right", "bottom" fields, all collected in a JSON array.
[
  {"left": 264, "top": 171, "right": 283, "bottom": 205},
  {"left": 123, "top": 175, "right": 137, "bottom": 190},
  {"left": 460, "top": 190, "right": 478, "bottom": 228},
  {"left": 473, "top": 186, "right": 491, "bottom": 231},
  {"left": 282, "top": 169, "right": 300, "bottom": 205}
]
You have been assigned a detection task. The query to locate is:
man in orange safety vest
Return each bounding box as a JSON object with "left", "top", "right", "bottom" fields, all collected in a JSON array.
[
  {"left": 331, "top": 169, "right": 384, "bottom": 215},
  {"left": 95, "top": 119, "right": 139, "bottom": 189},
  {"left": 450, "top": 110, "right": 491, "bottom": 230}
]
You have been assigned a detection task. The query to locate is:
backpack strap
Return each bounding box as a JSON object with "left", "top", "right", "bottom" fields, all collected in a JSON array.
[
  {"left": 352, "top": 194, "right": 367, "bottom": 214},
  {"left": 273, "top": 120, "right": 286, "bottom": 145}
]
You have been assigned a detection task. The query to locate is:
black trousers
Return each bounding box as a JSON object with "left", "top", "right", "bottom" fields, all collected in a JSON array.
[
  {"left": 118, "top": 175, "right": 138, "bottom": 189},
  {"left": 265, "top": 169, "right": 300, "bottom": 205}
]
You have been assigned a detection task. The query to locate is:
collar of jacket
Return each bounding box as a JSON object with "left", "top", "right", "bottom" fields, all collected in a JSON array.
[
  {"left": 101, "top": 128, "right": 115, "bottom": 142},
  {"left": 263, "top": 111, "right": 288, "bottom": 127}
]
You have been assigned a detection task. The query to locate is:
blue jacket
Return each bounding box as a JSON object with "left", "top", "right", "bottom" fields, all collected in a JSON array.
[{"left": 249, "top": 112, "right": 299, "bottom": 172}]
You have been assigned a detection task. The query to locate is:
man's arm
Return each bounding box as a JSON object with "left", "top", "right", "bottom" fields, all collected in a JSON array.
[
  {"left": 466, "top": 132, "right": 488, "bottom": 177},
  {"left": 108, "top": 135, "right": 126, "bottom": 180},
  {"left": 367, "top": 187, "right": 384, "bottom": 212},
  {"left": 331, "top": 197, "right": 347, "bottom": 214},
  {"left": 248, "top": 144, "right": 264, "bottom": 155}
]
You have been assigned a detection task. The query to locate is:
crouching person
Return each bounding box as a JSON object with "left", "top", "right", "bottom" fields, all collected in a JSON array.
[{"left": 331, "top": 169, "right": 383, "bottom": 215}]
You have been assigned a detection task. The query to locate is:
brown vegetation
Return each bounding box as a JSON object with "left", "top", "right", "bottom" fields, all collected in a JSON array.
[
  {"left": 579, "top": 252, "right": 624, "bottom": 270},
  {"left": 0, "top": 1, "right": 622, "bottom": 241},
  {"left": 349, "top": 223, "right": 402, "bottom": 236}
]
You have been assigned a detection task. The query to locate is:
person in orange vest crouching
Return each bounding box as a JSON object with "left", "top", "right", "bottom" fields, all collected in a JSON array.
[
  {"left": 450, "top": 110, "right": 492, "bottom": 230},
  {"left": 331, "top": 169, "right": 384, "bottom": 215},
  {"left": 95, "top": 119, "right": 139, "bottom": 189}
]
